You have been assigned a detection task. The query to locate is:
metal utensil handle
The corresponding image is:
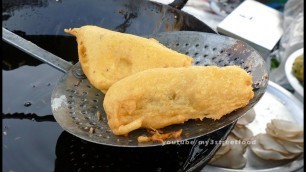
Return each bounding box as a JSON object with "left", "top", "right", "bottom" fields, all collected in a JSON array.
[
  {"left": 2, "top": 28, "right": 72, "bottom": 73},
  {"left": 169, "top": 0, "right": 189, "bottom": 10}
]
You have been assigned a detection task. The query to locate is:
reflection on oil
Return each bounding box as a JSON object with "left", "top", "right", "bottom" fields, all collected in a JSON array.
[
  {"left": 2, "top": 35, "right": 78, "bottom": 70},
  {"left": 3, "top": 113, "right": 56, "bottom": 122},
  {"left": 2, "top": 111, "right": 233, "bottom": 172},
  {"left": 115, "top": 9, "right": 138, "bottom": 33},
  {"left": 54, "top": 124, "right": 233, "bottom": 172},
  {"left": 2, "top": 0, "right": 49, "bottom": 21},
  {"left": 3, "top": 0, "right": 214, "bottom": 37},
  {"left": 3, "top": 117, "right": 63, "bottom": 172},
  {"left": 3, "top": 64, "right": 63, "bottom": 115}
]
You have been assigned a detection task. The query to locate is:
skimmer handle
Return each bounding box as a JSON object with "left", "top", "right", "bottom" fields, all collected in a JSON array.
[{"left": 2, "top": 27, "right": 72, "bottom": 73}]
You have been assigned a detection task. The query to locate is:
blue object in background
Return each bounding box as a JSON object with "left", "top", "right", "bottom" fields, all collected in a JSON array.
[{"left": 256, "top": 0, "right": 288, "bottom": 12}]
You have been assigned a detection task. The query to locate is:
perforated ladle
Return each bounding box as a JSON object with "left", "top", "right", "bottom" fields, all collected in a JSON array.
[{"left": 2, "top": 27, "right": 269, "bottom": 147}]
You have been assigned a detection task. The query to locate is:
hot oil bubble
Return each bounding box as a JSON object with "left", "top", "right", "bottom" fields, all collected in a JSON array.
[{"left": 24, "top": 101, "right": 32, "bottom": 107}]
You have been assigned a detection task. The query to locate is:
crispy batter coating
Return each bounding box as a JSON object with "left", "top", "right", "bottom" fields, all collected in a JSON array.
[
  {"left": 103, "top": 66, "right": 254, "bottom": 135},
  {"left": 137, "top": 129, "right": 183, "bottom": 143},
  {"left": 64, "top": 25, "right": 192, "bottom": 93}
]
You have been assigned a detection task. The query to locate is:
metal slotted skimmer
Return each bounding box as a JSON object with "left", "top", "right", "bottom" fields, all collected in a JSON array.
[{"left": 2, "top": 28, "right": 268, "bottom": 147}]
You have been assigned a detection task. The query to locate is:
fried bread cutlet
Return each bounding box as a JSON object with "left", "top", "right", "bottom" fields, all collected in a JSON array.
[
  {"left": 64, "top": 25, "right": 192, "bottom": 93},
  {"left": 103, "top": 66, "right": 254, "bottom": 135}
]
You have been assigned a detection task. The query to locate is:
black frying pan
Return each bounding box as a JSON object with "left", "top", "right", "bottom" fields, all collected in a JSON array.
[
  {"left": 3, "top": 0, "right": 214, "bottom": 35},
  {"left": 2, "top": 113, "right": 234, "bottom": 172},
  {"left": 2, "top": 0, "right": 214, "bottom": 62},
  {"left": 3, "top": 0, "right": 215, "bottom": 69},
  {"left": 2, "top": 0, "right": 262, "bottom": 171}
]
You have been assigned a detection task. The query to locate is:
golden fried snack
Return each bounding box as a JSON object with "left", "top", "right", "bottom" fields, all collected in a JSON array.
[
  {"left": 64, "top": 25, "right": 192, "bottom": 93},
  {"left": 137, "top": 129, "right": 183, "bottom": 143},
  {"left": 103, "top": 66, "right": 254, "bottom": 135}
]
